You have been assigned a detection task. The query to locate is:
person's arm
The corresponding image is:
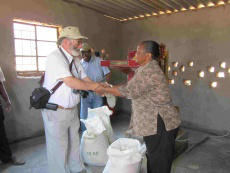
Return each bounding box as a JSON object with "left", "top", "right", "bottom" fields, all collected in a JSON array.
[
  {"left": 101, "top": 63, "right": 110, "bottom": 83},
  {"left": 82, "top": 76, "right": 93, "bottom": 83},
  {"left": 62, "top": 76, "right": 100, "bottom": 91},
  {"left": 0, "top": 82, "right": 12, "bottom": 112},
  {"left": 105, "top": 85, "right": 124, "bottom": 97},
  {"left": 47, "top": 54, "right": 100, "bottom": 92},
  {"left": 95, "top": 83, "right": 126, "bottom": 97},
  {"left": 96, "top": 68, "right": 154, "bottom": 99},
  {"left": 105, "top": 72, "right": 111, "bottom": 83}
]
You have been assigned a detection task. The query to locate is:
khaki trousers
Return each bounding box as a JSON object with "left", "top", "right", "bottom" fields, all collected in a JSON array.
[{"left": 42, "top": 107, "right": 84, "bottom": 173}]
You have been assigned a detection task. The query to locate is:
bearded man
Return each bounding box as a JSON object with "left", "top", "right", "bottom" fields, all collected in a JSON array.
[{"left": 42, "top": 26, "right": 100, "bottom": 173}]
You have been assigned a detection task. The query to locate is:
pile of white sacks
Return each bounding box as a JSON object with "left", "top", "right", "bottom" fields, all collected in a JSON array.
[{"left": 80, "top": 106, "right": 146, "bottom": 173}]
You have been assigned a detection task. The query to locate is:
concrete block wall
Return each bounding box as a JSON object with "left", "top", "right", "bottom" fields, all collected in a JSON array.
[
  {"left": 120, "top": 5, "right": 230, "bottom": 134},
  {"left": 0, "top": 0, "right": 122, "bottom": 143},
  {"left": 1, "top": 0, "right": 229, "bottom": 143}
]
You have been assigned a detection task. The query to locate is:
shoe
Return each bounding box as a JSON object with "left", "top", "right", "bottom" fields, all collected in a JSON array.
[{"left": 6, "top": 156, "right": 25, "bottom": 165}]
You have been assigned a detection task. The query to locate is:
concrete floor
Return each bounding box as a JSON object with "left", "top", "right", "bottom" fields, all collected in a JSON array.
[{"left": 1, "top": 114, "right": 230, "bottom": 173}]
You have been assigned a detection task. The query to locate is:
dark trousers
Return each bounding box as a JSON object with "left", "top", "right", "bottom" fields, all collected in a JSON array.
[
  {"left": 143, "top": 114, "right": 179, "bottom": 173},
  {"left": 0, "top": 105, "right": 12, "bottom": 162}
]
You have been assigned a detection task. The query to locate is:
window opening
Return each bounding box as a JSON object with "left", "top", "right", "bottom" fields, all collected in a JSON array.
[{"left": 13, "top": 19, "right": 60, "bottom": 77}]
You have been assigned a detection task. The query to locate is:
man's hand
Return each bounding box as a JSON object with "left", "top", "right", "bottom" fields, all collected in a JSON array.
[
  {"left": 94, "top": 82, "right": 114, "bottom": 96},
  {"left": 5, "top": 100, "right": 12, "bottom": 113},
  {"left": 100, "top": 82, "right": 113, "bottom": 88},
  {"left": 94, "top": 84, "right": 106, "bottom": 96}
]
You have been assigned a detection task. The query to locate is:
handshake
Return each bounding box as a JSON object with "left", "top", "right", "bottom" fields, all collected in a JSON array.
[{"left": 94, "top": 82, "right": 113, "bottom": 96}]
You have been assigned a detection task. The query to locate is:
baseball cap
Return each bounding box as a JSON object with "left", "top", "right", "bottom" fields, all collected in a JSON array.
[{"left": 80, "top": 43, "right": 91, "bottom": 52}]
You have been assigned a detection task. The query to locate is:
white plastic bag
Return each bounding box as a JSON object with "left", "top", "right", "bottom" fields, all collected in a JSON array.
[
  {"left": 103, "top": 159, "right": 141, "bottom": 173},
  {"left": 106, "top": 94, "right": 116, "bottom": 108},
  {"left": 80, "top": 116, "right": 106, "bottom": 135},
  {"left": 103, "top": 138, "right": 146, "bottom": 173},
  {"left": 88, "top": 106, "right": 115, "bottom": 143},
  {"left": 80, "top": 117, "right": 109, "bottom": 166},
  {"left": 80, "top": 131, "right": 109, "bottom": 166}
]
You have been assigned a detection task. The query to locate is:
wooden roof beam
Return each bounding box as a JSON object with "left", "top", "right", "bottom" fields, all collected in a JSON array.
[
  {"left": 149, "top": 0, "right": 176, "bottom": 12},
  {"left": 139, "top": 0, "right": 168, "bottom": 12},
  {"left": 172, "top": 0, "right": 191, "bottom": 9},
  {"left": 116, "top": 0, "right": 153, "bottom": 15},
  {"left": 127, "top": 0, "right": 159, "bottom": 14},
  {"left": 183, "top": 0, "right": 199, "bottom": 7},
  {"left": 90, "top": 0, "right": 135, "bottom": 17},
  {"left": 105, "top": 0, "right": 145, "bottom": 17},
  {"left": 159, "top": 0, "right": 182, "bottom": 10},
  {"left": 67, "top": 0, "right": 127, "bottom": 19},
  {"left": 210, "top": 0, "right": 222, "bottom": 4}
]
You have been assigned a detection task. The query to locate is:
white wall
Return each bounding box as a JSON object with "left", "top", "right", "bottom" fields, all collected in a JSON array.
[
  {"left": 121, "top": 5, "right": 230, "bottom": 134},
  {"left": 0, "top": 0, "right": 122, "bottom": 142}
]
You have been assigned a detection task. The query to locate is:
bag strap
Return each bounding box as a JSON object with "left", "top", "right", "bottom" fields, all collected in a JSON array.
[
  {"left": 38, "top": 60, "right": 73, "bottom": 86},
  {"left": 59, "top": 47, "right": 76, "bottom": 73},
  {"left": 38, "top": 48, "right": 74, "bottom": 94},
  {"left": 59, "top": 47, "right": 74, "bottom": 71},
  {"left": 49, "top": 48, "right": 74, "bottom": 94},
  {"left": 50, "top": 81, "right": 63, "bottom": 94},
  {"left": 38, "top": 74, "right": 45, "bottom": 86}
]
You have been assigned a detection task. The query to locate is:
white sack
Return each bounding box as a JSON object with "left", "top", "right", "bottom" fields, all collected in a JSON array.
[
  {"left": 103, "top": 138, "right": 146, "bottom": 173},
  {"left": 88, "top": 106, "right": 115, "bottom": 143},
  {"left": 103, "top": 159, "right": 141, "bottom": 173},
  {"left": 80, "top": 131, "right": 109, "bottom": 166},
  {"left": 106, "top": 94, "right": 116, "bottom": 108},
  {"left": 80, "top": 116, "right": 106, "bottom": 135}
]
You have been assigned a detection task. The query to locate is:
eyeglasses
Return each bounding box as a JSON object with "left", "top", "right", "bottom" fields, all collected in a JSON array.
[{"left": 70, "top": 39, "right": 82, "bottom": 45}]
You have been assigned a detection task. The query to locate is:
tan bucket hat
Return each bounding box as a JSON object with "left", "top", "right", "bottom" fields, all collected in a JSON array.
[
  {"left": 57, "top": 26, "right": 88, "bottom": 45},
  {"left": 80, "top": 43, "right": 91, "bottom": 52}
]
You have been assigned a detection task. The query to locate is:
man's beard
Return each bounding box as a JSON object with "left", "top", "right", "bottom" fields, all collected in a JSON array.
[{"left": 69, "top": 45, "right": 80, "bottom": 57}]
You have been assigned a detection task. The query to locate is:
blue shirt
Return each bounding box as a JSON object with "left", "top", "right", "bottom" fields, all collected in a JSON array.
[{"left": 80, "top": 55, "right": 110, "bottom": 82}]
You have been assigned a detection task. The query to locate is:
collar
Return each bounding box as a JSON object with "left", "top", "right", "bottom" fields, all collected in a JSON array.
[
  {"left": 60, "top": 46, "right": 73, "bottom": 63},
  {"left": 146, "top": 59, "right": 158, "bottom": 68},
  {"left": 137, "top": 59, "right": 156, "bottom": 72},
  {"left": 81, "top": 55, "right": 96, "bottom": 64}
]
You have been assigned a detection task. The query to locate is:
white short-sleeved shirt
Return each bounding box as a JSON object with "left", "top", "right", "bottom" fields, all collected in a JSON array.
[
  {"left": 0, "top": 67, "right": 5, "bottom": 82},
  {"left": 43, "top": 47, "right": 87, "bottom": 108}
]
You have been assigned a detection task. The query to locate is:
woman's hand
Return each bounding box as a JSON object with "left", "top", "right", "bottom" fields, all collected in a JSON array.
[{"left": 94, "top": 84, "right": 106, "bottom": 96}]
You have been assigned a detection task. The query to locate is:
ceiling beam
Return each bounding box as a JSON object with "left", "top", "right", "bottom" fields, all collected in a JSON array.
[
  {"left": 210, "top": 0, "right": 230, "bottom": 5},
  {"left": 104, "top": 0, "right": 144, "bottom": 17},
  {"left": 172, "top": 0, "right": 191, "bottom": 9},
  {"left": 149, "top": 0, "right": 176, "bottom": 12},
  {"left": 197, "top": 0, "right": 213, "bottom": 6},
  {"left": 139, "top": 0, "right": 167, "bottom": 12},
  {"left": 183, "top": 0, "right": 199, "bottom": 7},
  {"left": 159, "top": 0, "right": 182, "bottom": 10},
  {"left": 210, "top": 0, "right": 222, "bottom": 4},
  {"left": 89, "top": 0, "right": 135, "bottom": 17},
  {"left": 65, "top": 0, "right": 126, "bottom": 19},
  {"left": 127, "top": 0, "right": 159, "bottom": 14},
  {"left": 64, "top": 0, "right": 230, "bottom": 21},
  {"left": 194, "top": 0, "right": 229, "bottom": 6},
  {"left": 115, "top": 0, "right": 152, "bottom": 15}
]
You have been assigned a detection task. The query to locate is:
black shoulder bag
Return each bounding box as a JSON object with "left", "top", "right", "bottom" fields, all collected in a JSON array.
[{"left": 29, "top": 48, "right": 73, "bottom": 110}]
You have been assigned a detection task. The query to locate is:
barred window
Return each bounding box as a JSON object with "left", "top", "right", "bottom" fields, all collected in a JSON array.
[{"left": 13, "top": 20, "right": 59, "bottom": 77}]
